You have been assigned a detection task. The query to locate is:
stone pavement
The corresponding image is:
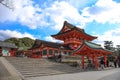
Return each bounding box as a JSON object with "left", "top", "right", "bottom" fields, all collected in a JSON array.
[
  {"left": 26, "top": 68, "right": 120, "bottom": 80},
  {"left": 0, "top": 57, "right": 23, "bottom": 80},
  {"left": 99, "top": 69, "right": 120, "bottom": 80},
  {"left": 0, "top": 57, "right": 120, "bottom": 80},
  {"left": 0, "top": 60, "right": 11, "bottom": 80}
]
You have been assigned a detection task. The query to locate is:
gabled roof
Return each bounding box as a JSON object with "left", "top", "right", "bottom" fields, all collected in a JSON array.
[
  {"left": 0, "top": 41, "right": 17, "bottom": 48},
  {"left": 84, "top": 41, "right": 103, "bottom": 49},
  {"left": 30, "top": 39, "right": 72, "bottom": 50},
  {"left": 51, "top": 21, "right": 84, "bottom": 36},
  {"left": 58, "top": 21, "right": 84, "bottom": 34},
  {"left": 51, "top": 21, "right": 97, "bottom": 40},
  {"left": 85, "top": 41, "right": 113, "bottom": 53},
  {"left": 73, "top": 40, "right": 113, "bottom": 55}
]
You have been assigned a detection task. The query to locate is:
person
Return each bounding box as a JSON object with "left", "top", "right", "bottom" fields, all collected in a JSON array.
[
  {"left": 86, "top": 59, "right": 93, "bottom": 69},
  {"left": 118, "top": 59, "right": 120, "bottom": 68},
  {"left": 114, "top": 59, "right": 117, "bottom": 68},
  {"left": 118, "top": 56, "right": 120, "bottom": 68},
  {"left": 114, "top": 56, "right": 118, "bottom": 68},
  {"left": 106, "top": 60, "right": 109, "bottom": 67},
  {"left": 57, "top": 53, "right": 62, "bottom": 63},
  {"left": 77, "top": 60, "right": 81, "bottom": 67},
  {"left": 100, "top": 59, "right": 104, "bottom": 69}
]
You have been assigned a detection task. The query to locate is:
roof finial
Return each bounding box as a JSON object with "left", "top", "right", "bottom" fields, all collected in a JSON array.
[{"left": 64, "top": 21, "right": 68, "bottom": 24}]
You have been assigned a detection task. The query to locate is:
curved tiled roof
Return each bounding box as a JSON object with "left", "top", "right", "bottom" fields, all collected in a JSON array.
[
  {"left": 85, "top": 41, "right": 113, "bottom": 52},
  {"left": 58, "top": 21, "right": 84, "bottom": 34},
  {"left": 51, "top": 21, "right": 97, "bottom": 40},
  {"left": 0, "top": 41, "right": 17, "bottom": 48},
  {"left": 85, "top": 41, "right": 103, "bottom": 49},
  {"left": 30, "top": 39, "right": 72, "bottom": 50},
  {"left": 73, "top": 40, "right": 113, "bottom": 54}
]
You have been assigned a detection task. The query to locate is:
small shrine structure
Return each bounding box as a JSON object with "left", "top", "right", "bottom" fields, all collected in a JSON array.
[{"left": 0, "top": 41, "right": 17, "bottom": 56}]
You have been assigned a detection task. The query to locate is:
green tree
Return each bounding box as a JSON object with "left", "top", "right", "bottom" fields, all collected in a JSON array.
[
  {"left": 0, "top": 0, "right": 14, "bottom": 10},
  {"left": 104, "top": 41, "right": 113, "bottom": 50},
  {"left": 115, "top": 45, "right": 120, "bottom": 59},
  {"left": 4, "top": 37, "right": 35, "bottom": 51},
  {"left": 104, "top": 41, "right": 114, "bottom": 61}
]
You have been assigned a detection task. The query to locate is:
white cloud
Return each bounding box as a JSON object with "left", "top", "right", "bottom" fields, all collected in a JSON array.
[
  {"left": 82, "top": 0, "right": 120, "bottom": 24},
  {"left": 1, "top": 0, "right": 120, "bottom": 30},
  {"left": 80, "top": 0, "right": 120, "bottom": 47},
  {"left": 0, "top": 0, "right": 42, "bottom": 29},
  {"left": 44, "top": 36, "right": 63, "bottom": 43},
  {"left": 0, "top": 0, "right": 86, "bottom": 30},
  {"left": 0, "top": 4, "right": 16, "bottom": 22},
  {"left": 68, "top": 0, "right": 97, "bottom": 9},
  {"left": 94, "top": 27, "right": 120, "bottom": 47},
  {"left": 0, "top": 30, "right": 35, "bottom": 40},
  {"left": 1, "top": 0, "right": 120, "bottom": 47},
  {"left": 41, "top": 1, "right": 85, "bottom": 30},
  {"left": 14, "top": 0, "right": 42, "bottom": 29}
]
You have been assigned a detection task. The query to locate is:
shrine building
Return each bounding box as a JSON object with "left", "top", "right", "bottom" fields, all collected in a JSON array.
[
  {"left": 30, "top": 21, "right": 112, "bottom": 69},
  {"left": 0, "top": 41, "right": 17, "bottom": 57}
]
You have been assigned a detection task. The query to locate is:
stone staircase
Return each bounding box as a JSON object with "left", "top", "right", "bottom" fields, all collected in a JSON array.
[{"left": 5, "top": 57, "right": 81, "bottom": 78}]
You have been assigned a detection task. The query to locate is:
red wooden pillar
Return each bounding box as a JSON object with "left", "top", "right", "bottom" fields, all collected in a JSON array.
[
  {"left": 58, "top": 49, "right": 60, "bottom": 55},
  {"left": 92, "top": 54, "right": 95, "bottom": 65},
  {"left": 39, "top": 51, "right": 42, "bottom": 58},
  {"left": 92, "top": 53, "right": 98, "bottom": 69},
  {"left": 82, "top": 55, "right": 85, "bottom": 69},
  {"left": 0, "top": 49, "right": 2, "bottom": 52},
  {"left": 0, "top": 48, "right": 2, "bottom": 56},
  {"left": 47, "top": 49, "right": 49, "bottom": 57},
  {"left": 104, "top": 55, "right": 107, "bottom": 67},
  {"left": 31, "top": 50, "right": 33, "bottom": 57},
  {"left": 9, "top": 49, "right": 15, "bottom": 57},
  {"left": 52, "top": 49, "right": 55, "bottom": 57},
  {"left": 94, "top": 55, "right": 98, "bottom": 70}
]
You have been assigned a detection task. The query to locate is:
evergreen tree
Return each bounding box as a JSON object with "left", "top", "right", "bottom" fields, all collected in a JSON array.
[
  {"left": 104, "top": 41, "right": 113, "bottom": 50},
  {"left": 104, "top": 41, "right": 114, "bottom": 61},
  {"left": 116, "top": 45, "right": 120, "bottom": 59},
  {"left": 4, "top": 37, "right": 35, "bottom": 50}
]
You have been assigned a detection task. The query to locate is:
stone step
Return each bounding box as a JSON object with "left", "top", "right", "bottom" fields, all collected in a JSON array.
[
  {"left": 4, "top": 57, "right": 82, "bottom": 78},
  {"left": 23, "top": 72, "right": 65, "bottom": 78}
]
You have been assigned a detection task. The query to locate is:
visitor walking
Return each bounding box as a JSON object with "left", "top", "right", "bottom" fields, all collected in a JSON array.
[
  {"left": 118, "top": 56, "right": 120, "bottom": 68},
  {"left": 100, "top": 59, "right": 104, "bottom": 69},
  {"left": 106, "top": 60, "right": 109, "bottom": 67},
  {"left": 114, "top": 56, "right": 118, "bottom": 68},
  {"left": 114, "top": 59, "right": 117, "bottom": 68},
  {"left": 57, "top": 53, "right": 62, "bottom": 63},
  {"left": 118, "top": 59, "right": 120, "bottom": 68}
]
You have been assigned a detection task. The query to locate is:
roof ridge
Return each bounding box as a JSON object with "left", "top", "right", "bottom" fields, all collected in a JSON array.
[
  {"left": 85, "top": 41, "right": 101, "bottom": 46},
  {"left": 65, "top": 21, "right": 84, "bottom": 31},
  {"left": 64, "top": 21, "right": 76, "bottom": 28},
  {"left": 36, "top": 39, "right": 63, "bottom": 45},
  {"left": 30, "top": 39, "right": 72, "bottom": 50}
]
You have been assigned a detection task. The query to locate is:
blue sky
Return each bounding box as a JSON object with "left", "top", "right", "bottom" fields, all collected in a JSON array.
[{"left": 0, "top": 0, "right": 120, "bottom": 46}]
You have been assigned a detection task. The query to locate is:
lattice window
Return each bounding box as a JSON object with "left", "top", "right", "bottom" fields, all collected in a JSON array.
[
  {"left": 49, "top": 49, "right": 53, "bottom": 55},
  {"left": 43, "top": 50, "right": 47, "bottom": 55}
]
